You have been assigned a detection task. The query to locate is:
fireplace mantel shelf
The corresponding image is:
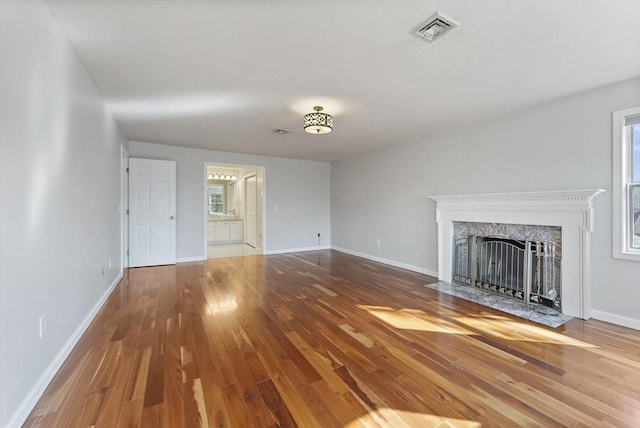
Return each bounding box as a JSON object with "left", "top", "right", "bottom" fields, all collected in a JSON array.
[
  {"left": 427, "top": 189, "right": 606, "bottom": 320},
  {"left": 429, "top": 189, "right": 604, "bottom": 200},
  {"left": 429, "top": 189, "right": 605, "bottom": 206}
]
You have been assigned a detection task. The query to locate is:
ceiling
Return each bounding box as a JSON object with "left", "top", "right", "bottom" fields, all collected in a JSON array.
[{"left": 45, "top": 0, "right": 640, "bottom": 162}]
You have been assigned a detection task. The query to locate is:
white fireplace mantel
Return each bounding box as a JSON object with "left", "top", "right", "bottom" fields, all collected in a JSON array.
[{"left": 428, "top": 189, "right": 605, "bottom": 319}]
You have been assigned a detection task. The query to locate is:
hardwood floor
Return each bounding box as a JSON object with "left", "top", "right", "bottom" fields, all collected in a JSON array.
[{"left": 24, "top": 250, "right": 640, "bottom": 427}]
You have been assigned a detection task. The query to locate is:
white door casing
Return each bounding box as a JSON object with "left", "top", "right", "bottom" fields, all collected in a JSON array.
[
  {"left": 245, "top": 175, "right": 257, "bottom": 248},
  {"left": 121, "top": 145, "right": 129, "bottom": 270},
  {"left": 129, "top": 158, "right": 176, "bottom": 267}
]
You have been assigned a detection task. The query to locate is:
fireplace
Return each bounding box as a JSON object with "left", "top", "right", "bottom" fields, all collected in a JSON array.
[
  {"left": 453, "top": 233, "right": 561, "bottom": 310},
  {"left": 428, "top": 190, "right": 604, "bottom": 319}
]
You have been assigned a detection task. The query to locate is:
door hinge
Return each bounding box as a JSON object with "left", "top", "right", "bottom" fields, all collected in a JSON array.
[
  {"left": 126, "top": 167, "right": 129, "bottom": 173},
  {"left": 126, "top": 209, "right": 129, "bottom": 215},
  {"left": 126, "top": 250, "right": 129, "bottom": 256}
]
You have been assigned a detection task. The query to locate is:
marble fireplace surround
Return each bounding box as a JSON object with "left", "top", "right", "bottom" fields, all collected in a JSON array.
[{"left": 429, "top": 190, "right": 605, "bottom": 319}]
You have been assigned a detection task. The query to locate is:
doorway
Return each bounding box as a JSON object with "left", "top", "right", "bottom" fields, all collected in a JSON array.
[{"left": 204, "top": 163, "right": 264, "bottom": 259}]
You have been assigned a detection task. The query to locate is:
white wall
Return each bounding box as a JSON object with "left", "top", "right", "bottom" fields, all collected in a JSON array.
[
  {"left": 0, "top": 1, "right": 127, "bottom": 426},
  {"left": 129, "top": 141, "right": 331, "bottom": 259},
  {"left": 332, "top": 77, "right": 640, "bottom": 327}
]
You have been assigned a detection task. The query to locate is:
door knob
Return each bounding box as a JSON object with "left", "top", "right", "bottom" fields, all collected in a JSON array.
[{"left": 170, "top": 216, "right": 175, "bottom": 220}]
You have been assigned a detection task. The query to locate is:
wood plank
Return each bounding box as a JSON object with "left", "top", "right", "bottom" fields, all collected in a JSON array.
[
  {"left": 310, "top": 283, "right": 338, "bottom": 297},
  {"left": 256, "top": 378, "right": 298, "bottom": 428},
  {"left": 140, "top": 403, "right": 162, "bottom": 428},
  {"left": 116, "top": 399, "right": 143, "bottom": 428},
  {"left": 142, "top": 354, "right": 164, "bottom": 408},
  {"left": 285, "top": 330, "right": 350, "bottom": 394},
  {"left": 339, "top": 323, "right": 375, "bottom": 348},
  {"left": 225, "top": 347, "right": 277, "bottom": 427}
]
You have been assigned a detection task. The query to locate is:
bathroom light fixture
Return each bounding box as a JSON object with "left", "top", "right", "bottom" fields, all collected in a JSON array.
[
  {"left": 207, "top": 173, "right": 237, "bottom": 181},
  {"left": 304, "top": 106, "right": 333, "bottom": 134}
]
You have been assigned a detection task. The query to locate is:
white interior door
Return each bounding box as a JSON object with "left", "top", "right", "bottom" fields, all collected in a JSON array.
[
  {"left": 129, "top": 158, "right": 176, "bottom": 267},
  {"left": 245, "top": 175, "right": 257, "bottom": 248}
]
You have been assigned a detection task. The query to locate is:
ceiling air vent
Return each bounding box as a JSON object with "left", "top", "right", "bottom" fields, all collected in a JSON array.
[{"left": 413, "top": 12, "right": 458, "bottom": 43}]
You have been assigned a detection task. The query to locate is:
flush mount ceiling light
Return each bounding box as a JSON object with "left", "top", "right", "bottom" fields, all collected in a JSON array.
[
  {"left": 207, "top": 173, "right": 237, "bottom": 181},
  {"left": 413, "top": 12, "right": 458, "bottom": 43},
  {"left": 304, "top": 106, "right": 333, "bottom": 134}
]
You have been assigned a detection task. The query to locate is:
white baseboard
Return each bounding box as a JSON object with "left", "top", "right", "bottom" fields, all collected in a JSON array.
[
  {"left": 264, "top": 245, "right": 331, "bottom": 255},
  {"left": 176, "top": 256, "right": 206, "bottom": 263},
  {"left": 591, "top": 309, "right": 640, "bottom": 330},
  {"left": 331, "top": 246, "right": 438, "bottom": 277},
  {"left": 6, "top": 273, "right": 123, "bottom": 428}
]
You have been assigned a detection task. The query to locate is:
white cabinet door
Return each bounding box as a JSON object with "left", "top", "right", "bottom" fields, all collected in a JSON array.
[
  {"left": 217, "top": 222, "right": 231, "bottom": 241},
  {"left": 207, "top": 223, "right": 216, "bottom": 241},
  {"left": 129, "top": 158, "right": 176, "bottom": 267},
  {"left": 230, "top": 221, "right": 243, "bottom": 241}
]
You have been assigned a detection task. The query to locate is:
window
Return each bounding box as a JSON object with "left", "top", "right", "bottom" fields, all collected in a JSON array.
[
  {"left": 633, "top": 124, "right": 640, "bottom": 249},
  {"left": 208, "top": 185, "right": 224, "bottom": 214},
  {"left": 612, "top": 106, "right": 640, "bottom": 261}
]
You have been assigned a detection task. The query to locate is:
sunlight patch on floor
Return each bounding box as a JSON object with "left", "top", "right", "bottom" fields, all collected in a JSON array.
[
  {"left": 357, "top": 304, "right": 595, "bottom": 347},
  {"left": 345, "top": 407, "right": 482, "bottom": 428},
  {"left": 454, "top": 315, "right": 597, "bottom": 347},
  {"left": 357, "top": 305, "right": 473, "bottom": 335},
  {"left": 206, "top": 297, "right": 238, "bottom": 314}
]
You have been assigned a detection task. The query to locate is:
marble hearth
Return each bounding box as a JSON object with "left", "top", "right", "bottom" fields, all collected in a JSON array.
[{"left": 429, "top": 190, "right": 604, "bottom": 319}]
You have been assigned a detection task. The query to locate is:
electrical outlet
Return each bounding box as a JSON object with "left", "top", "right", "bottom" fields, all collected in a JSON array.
[
  {"left": 376, "top": 240, "right": 381, "bottom": 247},
  {"left": 108, "top": 258, "right": 112, "bottom": 270},
  {"left": 39, "top": 314, "right": 47, "bottom": 339}
]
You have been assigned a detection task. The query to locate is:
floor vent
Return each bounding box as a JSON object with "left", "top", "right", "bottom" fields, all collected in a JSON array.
[{"left": 413, "top": 12, "right": 458, "bottom": 43}]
